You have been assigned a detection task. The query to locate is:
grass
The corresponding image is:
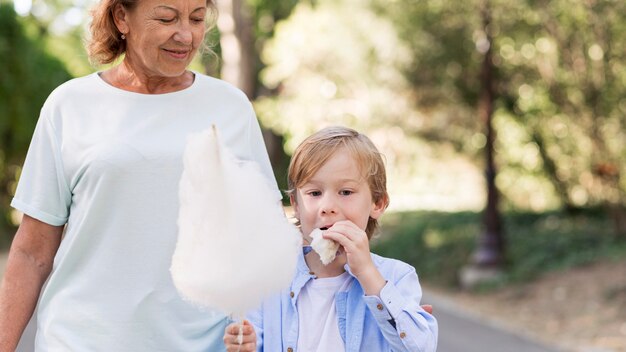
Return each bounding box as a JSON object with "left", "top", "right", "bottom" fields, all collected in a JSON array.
[{"left": 371, "top": 208, "right": 626, "bottom": 289}]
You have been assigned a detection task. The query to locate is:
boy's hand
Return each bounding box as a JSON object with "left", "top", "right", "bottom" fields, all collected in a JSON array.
[
  {"left": 223, "top": 320, "right": 256, "bottom": 352},
  {"left": 324, "top": 220, "right": 386, "bottom": 296}
]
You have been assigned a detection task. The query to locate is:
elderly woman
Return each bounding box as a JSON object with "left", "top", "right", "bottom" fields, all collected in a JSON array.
[{"left": 0, "top": 0, "right": 279, "bottom": 350}]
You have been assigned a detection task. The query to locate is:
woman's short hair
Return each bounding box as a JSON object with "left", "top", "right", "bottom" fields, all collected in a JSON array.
[
  {"left": 287, "top": 126, "right": 390, "bottom": 238},
  {"left": 86, "top": 0, "right": 218, "bottom": 65}
]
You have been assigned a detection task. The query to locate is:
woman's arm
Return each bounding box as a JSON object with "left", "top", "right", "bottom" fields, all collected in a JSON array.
[{"left": 0, "top": 215, "right": 63, "bottom": 351}]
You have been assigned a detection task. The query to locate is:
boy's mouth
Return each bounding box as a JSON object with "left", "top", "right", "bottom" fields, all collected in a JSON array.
[{"left": 317, "top": 226, "right": 344, "bottom": 256}]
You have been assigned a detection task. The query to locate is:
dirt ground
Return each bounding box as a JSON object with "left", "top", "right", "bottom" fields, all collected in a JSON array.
[{"left": 427, "top": 259, "right": 626, "bottom": 352}]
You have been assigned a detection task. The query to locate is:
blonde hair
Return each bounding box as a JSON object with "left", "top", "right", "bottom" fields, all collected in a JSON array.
[
  {"left": 287, "top": 126, "right": 390, "bottom": 238},
  {"left": 86, "top": 0, "right": 218, "bottom": 65}
]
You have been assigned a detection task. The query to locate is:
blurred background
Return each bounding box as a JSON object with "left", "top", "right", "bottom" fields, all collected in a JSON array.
[{"left": 1, "top": 0, "right": 625, "bottom": 351}]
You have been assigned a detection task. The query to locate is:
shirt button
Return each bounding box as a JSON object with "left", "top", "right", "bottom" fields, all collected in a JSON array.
[
  {"left": 400, "top": 332, "right": 406, "bottom": 339},
  {"left": 290, "top": 291, "right": 295, "bottom": 298},
  {"left": 287, "top": 348, "right": 293, "bottom": 352},
  {"left": 376, "top": 304, "right": 384, "bottom": 310}
]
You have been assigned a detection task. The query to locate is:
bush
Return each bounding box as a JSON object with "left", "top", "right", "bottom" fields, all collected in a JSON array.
[{"left": 372, "top": 209, "right": 626, "bottom": 288}]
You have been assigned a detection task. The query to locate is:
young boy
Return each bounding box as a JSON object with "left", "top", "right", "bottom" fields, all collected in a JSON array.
[{"left": 224, "top": 126, "right": 438, "bottom": 352}]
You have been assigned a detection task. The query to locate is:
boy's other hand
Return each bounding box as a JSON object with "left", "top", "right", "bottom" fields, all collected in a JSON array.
[{"left": 223, "top": 320, "right": 256, "bottom": 352}]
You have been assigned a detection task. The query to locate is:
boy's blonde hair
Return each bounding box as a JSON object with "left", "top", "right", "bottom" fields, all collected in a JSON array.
[{"left": 287, "top": 126, "right": 390, "bottom": 238}]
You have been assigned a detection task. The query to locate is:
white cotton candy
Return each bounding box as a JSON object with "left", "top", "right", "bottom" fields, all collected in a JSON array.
[
  {"left": 171, "top": 126, "right": 301, "bottom": 316},
  {"left": 310, "top": 228, "right": 340, "bottom": 265}
]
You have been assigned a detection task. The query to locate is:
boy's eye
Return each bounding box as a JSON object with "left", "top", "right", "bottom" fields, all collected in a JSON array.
[
  {"left": 308, "top": 191, "right": 322, "bottom": 197},
  {"left": 339, "top": 190, "right": 353, "bottom": 196}
]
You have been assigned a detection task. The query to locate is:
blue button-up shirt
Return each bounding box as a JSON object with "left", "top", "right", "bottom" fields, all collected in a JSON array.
[{"left": 246, "top": 250, "right": 438, "bottom": 352}]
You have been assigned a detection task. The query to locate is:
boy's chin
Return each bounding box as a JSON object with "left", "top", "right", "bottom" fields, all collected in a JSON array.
[{"left": 331, "top": 251, "right": 347, "bottom": 266}]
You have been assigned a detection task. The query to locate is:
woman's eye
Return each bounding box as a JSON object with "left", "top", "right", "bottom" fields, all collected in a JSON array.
[
  {"left": 191, "top": 17, "right": 205, "bottom": 23},
  {"left": 158, "top": 18, "right": 175, "bottom": 23}
]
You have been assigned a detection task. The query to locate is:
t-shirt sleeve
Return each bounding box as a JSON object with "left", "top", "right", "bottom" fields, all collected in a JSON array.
[
  {"left": 11, "top": 112, "right": 71, "bottom": 226},
  {"left": 244, "top": 101, "right": 283, "bottom": 203}
]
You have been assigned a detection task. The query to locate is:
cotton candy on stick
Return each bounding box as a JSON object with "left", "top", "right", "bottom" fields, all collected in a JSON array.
[{"left": 171, "top": 125, "right": 300, "bottom": 344}]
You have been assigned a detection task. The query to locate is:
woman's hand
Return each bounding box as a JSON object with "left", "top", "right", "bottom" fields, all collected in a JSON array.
[
  {"left": 223, "top": 320, "right": 256, "bottom": 352},
  {"left": 323, "top": 220, "right": 386, "bottom": 296}
]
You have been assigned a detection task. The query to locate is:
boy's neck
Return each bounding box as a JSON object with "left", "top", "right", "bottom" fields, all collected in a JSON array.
[{"left": 304, "top": 251, "right": 346, "bottom": 278}]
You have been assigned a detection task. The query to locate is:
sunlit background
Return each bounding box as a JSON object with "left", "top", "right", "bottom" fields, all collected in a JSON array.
[
  {"left": 1, "top": 0, "right": 626, "bottom": 351},
  {"left": 4, "top": 0, "right": 626, "bottom": 217}
]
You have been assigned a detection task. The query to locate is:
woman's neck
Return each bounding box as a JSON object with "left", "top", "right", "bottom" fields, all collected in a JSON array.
[{"left": 100, "top": 60, "right": 193, "bottom": 94}]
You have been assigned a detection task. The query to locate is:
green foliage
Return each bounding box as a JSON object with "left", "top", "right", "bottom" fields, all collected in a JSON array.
[
  {"left": 372, "top": 211, "right": 478, "bottom": 286},
  {"left": 0, "top": 5, "right": 72, "bottom": 237},
  {"left": 257, "top": 0, "right": 417, "bottom": 152},
  {"left": 372, "top": 209, "right": 626, "bottom": 288},
  {"left": 502, "top": 209, "right": 625, "bottom": 281},
  {"left": 378, "top": 0, "right": 626, "bottom": 218},
  {"left": 255, "top": 0, "right": 488, "bottom": 211}
]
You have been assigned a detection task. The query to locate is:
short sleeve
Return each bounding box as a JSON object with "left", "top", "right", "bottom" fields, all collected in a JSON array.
[
  {"left": 11, "top": 112, "right": 71, "bottom": 226},
  {"left": 244, "top": 101, "right": 282, "bottom": 202}
]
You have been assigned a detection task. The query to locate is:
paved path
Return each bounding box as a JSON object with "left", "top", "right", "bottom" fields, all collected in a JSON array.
[
  {"left": 423, "top": 291, "right": 561, "bottom": 352},
  {"left": 2, "top": 252, "right": 562, "bottom": 352}
]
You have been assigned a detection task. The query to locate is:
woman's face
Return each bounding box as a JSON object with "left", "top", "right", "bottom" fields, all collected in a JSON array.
[{"left": 114, "top": 0, "right": 207, "bottom": 78}]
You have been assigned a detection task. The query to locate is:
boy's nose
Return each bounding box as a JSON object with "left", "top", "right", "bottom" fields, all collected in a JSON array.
[{"left": 320, "top": 196, "right": 337, "bottom": 215}]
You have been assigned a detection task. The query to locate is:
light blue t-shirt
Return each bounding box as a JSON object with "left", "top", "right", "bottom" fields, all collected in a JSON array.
[{"left": 11, "top": 72, "right": 280, "bottom": 351}]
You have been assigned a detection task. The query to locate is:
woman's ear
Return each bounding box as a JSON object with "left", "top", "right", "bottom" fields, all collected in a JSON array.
[{"left": 112, "top": 4, "right": 130, "bottom": 35}]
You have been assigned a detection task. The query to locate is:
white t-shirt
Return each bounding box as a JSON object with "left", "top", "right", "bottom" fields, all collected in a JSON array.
[
  {"left": 296, "top": 272, "right": 353, "bottom": 352},
  {"left": 11, "top": 72, "right": 280, "bottom": 351}
]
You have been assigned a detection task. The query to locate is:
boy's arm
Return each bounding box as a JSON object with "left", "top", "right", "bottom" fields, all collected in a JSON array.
[
  {"left": 362, "top": 265, "right": 438, "bottom": 352},
  {"left": 323, "top": 221, "right": 437, "bottom": 351}
]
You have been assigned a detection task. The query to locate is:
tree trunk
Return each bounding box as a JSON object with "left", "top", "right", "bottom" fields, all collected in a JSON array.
[
  {"left": 216, "top": 0, "right": 288, "bottom": 183},
  {"left": 216, "top": 0, "right": 256, "bottom": 98},
  {"left": 530, "top": 129, "right": 577, "bottom": 212},
  {"left": 472, "top": 0, "right": 505, "bottom": 267}
]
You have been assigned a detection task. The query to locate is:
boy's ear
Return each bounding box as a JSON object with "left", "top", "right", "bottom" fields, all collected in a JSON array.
[
  {"left": 289, "top": 194, "right": 299, "bottom": 219},
  {"left": 369, "top": 196, "right": 388, "bottom": 220}
]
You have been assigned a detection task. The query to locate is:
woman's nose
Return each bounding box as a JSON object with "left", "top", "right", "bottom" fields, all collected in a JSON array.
[{"left": 174, "top": 25, "right": 193, "bottom": 45}]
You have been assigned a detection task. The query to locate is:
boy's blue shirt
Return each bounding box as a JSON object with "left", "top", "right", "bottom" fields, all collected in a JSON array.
[{"left": 246, "top": 249, "right": 438, "bottom": 352}]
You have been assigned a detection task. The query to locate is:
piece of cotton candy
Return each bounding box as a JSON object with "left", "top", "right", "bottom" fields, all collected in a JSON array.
[
  {"left": 171, "top": 125, "right": 301, "bottom": 317},
  {"left": 310, "top": 228, "right": 340, "bottom": 265}
]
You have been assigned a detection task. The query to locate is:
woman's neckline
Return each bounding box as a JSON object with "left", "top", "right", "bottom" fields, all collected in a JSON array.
[{"left": 95, "top": 70, "right": 198, "bottom": 96}]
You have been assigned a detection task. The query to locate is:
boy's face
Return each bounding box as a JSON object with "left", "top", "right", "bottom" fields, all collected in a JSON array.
[{"left": 292, "top": 147, "right": 385, "bottom": 248}]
